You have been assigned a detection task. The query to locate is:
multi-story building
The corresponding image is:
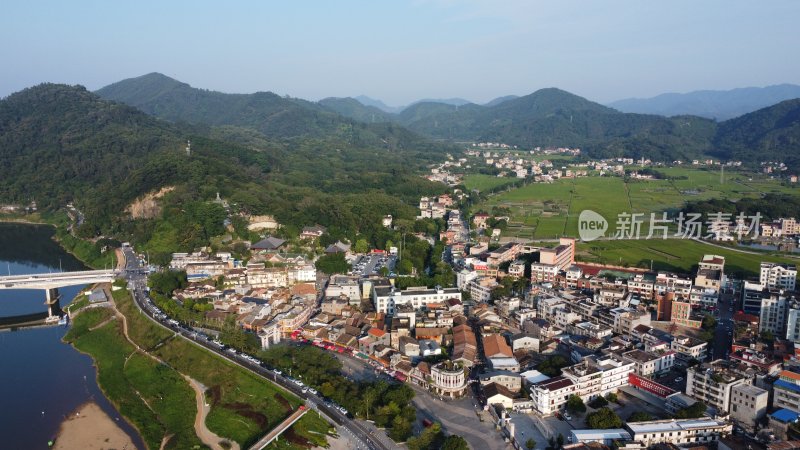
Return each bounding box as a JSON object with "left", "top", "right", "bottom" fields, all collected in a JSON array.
[
  {"left": 539, "top": 238, "right": 576, "bottom": 271},
  {"left": 479, "top": 370, "right": 523, "bottom": 393},
  {"left": 760, "top": 292, "right": 789, "bottom": 336},
  {"left": 627, "top": 273, "right": 656, "bottom": 301},
  {"left": 686, "top": 361, "right": 748, "bottom": 414},
  {"left": 742, "top": 281, "right": 767, "bottom": 315},
  {"left": 569, "top": 322, "right": 613, "bottom": 340},
  {"left": 670, "top": 335, "right": 707, "bottom": 365},
  {"left": 467, "top": 277, "right": 497, "bottom": 303},
  {"left": 325, "top": 275, "right": 361, "bottom": 304},
  {"left": 530, "top": 262, "right": 560, "bottom": 284},
  {"left": 787, "top": 303, "right": 800, "bottom": 343},
  {"left": 655, "top": 273, "right": 693, "bottom": 300},
  {"left": 729, "top": 384, "right": 768, "bottom": 432},
  {"left": 530, "top": 376, "right": 576, "bottom": 416},
  {"left": 247, "top": 266, "right": 288, "bottom": 288},
  {"left": 561, "top": 354, "right": 634, "bottom": 402},
  {"left": 761, "top": 263, "right": 797, "bottom": 291},
  {"left": 486, "top": 242, "right": 522, "bottom": 268},
  {"left": 622, "top": 350, "right": 676, "bottom": 378},
  {"left": 372, "top": 285, "right": 462, "bottom": 314},
  {"left": 430, "top": 361, "right": 468, "bottom": 398},
  {"left": 774, "top": 370, "right": 800, "bottom": 413},
  {"left": 624, "top": 418, "right": 732, "bottom": 447}
]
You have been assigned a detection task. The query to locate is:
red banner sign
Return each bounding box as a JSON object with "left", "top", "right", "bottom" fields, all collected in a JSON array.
[{"left": 628, "top": 373, "right": 675, "bottom": 398}]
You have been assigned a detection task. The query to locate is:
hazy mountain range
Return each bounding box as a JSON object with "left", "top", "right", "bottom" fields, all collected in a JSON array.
[
  {"left": 608, "top": 84, "right": 800, "bottom": 120},
  {"left": 93, "top": 73, "right": 800, "bottom": 167}
]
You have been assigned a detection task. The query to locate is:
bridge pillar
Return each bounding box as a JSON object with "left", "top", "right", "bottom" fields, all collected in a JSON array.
[{"left": 45, "top": 288, "right": 62, "bottom": 318}]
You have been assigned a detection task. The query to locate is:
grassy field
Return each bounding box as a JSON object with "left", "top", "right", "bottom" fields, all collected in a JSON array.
[
  {"left": 110, "top": 286, "right": 307, "bottom": 448},
  {"left": 154, "top": 337, "right": 302, "bottom": 446},
  {"left": 576, "top": 239, "right": 799, "bottom": 277},
  {"left": 66, "top": 286, "right": 318, "bottom": 449},
  {"left": 64, "top": 305, "right": 202, "bottom": 449},
  {"left": 462, "top": 174, "right": 518, "bottom": 192},
  {"left": 476, "top": 168, "right": 799, "bottom": 239}
]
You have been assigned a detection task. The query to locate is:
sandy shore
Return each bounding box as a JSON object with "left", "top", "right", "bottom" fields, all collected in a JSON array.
[{"left": 54, "top": 402, "right": 137, "bottom": 450}]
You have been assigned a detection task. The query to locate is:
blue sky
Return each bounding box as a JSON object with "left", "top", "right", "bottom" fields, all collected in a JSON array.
[{"left": 2, "top": 1, "right": 799, "bottom": 105}]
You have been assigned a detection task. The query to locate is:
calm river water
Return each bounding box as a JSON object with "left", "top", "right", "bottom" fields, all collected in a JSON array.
[{"left": 0, "top": 223, "right": 144, "bottom": 449}]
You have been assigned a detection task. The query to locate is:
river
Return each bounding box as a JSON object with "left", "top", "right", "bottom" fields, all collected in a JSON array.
[{"left": 0, "top": 223, "right": 145, "bottom": 449}]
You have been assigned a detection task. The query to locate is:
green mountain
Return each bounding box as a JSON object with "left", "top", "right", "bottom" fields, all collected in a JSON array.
[
  {"left": 712, "top": 98, "right": 800, "bottom": 167},
  {"left": 0, "top": 83, "right": 447, "bottom": 255},
  {"left": 318, "top": 97, "right": 394, "bottom": 123},
  {"left": 0, "top": 83, "right": 273, "bottom": 231},
  {"left": 96, "top": 73, "right": 426, "bottom": 149},
  {"left": 393, "top": 88, "right": 716, "bottom": 160}
]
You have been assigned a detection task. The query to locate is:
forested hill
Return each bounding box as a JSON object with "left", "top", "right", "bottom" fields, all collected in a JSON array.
[
  {"left": 0, "top": 83, "right": 273, "bottom": 231},
  {"left": 712, "top": 98, "right": 800, "bottom": 168},
  {"left": 395, "top": 88, "right": 718, "bottom": 161},
  {"left": 0, "top": 83, "right": 447, "bottom": 255},
  {"left": 96, "top": 72, "right": 434, "bottom": 150}
]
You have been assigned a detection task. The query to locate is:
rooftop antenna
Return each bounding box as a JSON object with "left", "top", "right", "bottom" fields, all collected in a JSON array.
[{"left": 185, "top": 139, "right": 191, "bottom": 156}]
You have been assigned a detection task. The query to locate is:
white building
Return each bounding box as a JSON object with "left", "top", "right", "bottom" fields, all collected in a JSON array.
[
  {"left": 761, "top": 263, "right": 797, "bottom": 291},
  {"left": 786, "top": 304, "right": 800, "bottom": 343},
  {"left": 624, "top": 418, "right": 731, "bottom": 447},
  {"left": 671, "top": 335, "right": 707, "bottom": 365},
  {"left": 530, "top": 376, "right": 576, "bottom": 415},
  {"left": 561, "top": 354, "right": 634, "bottom": 402},
  {"left": 372, "top": 286, "right": 462, "bottom": 314},
  {"left": 622, "top": 350, "right": 676, "bottom": 377},
  {"left": 760, "top": 293, "right": 789, "bottom": 336}
]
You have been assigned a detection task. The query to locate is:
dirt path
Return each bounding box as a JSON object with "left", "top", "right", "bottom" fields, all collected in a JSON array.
[
  {"left": 184, "top": 376, "right": 240, "bottom": 450},
  {"left": 108, "top": 294, "right": 238, "bottom": 449}
]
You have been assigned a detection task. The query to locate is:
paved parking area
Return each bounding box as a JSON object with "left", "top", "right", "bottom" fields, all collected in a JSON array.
[
  {"left": 508, "top": 413, "right": 549, "bottom": 449},
  {"left": 351, "top": 254, "right": 396, "bottom": 277},
  {"left": 409, "top": 384, "right": 510, "bottom": 450}
]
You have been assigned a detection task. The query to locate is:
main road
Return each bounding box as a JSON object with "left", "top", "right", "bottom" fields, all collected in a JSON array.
[{"left": 119, "top": 247, "right": 387, "bottom": 450}]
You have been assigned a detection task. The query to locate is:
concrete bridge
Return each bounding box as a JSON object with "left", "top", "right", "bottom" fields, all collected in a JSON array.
[
  {"left": 0, "top": 270, "right": 118, "bottom": 290},
  {"left": 0, "top": 269, "right": 118, "bottom": 317},
  {"left": 249, "top": 405, "right": 309, "bottom": 450}
]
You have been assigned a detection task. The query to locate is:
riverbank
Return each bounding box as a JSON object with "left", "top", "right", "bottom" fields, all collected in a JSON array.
[
  {"left": 54, "top": 401, "right": 136, "bottom": 450},
  {"left": 0, "top": 218, "right": 116, "bottom": 270}
]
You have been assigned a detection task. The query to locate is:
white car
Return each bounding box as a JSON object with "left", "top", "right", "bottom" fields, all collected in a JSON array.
[{"left": 563, "top": 412, "right": 572, "bottom": 421}]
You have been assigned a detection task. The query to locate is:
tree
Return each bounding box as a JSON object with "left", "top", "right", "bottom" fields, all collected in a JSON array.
[
  {"left": 586, "top": 407, "right": 622, "bottom": 429},
  {"left": 557, "top": 434, "right": 564, "bottom": 447},
  {"left": 674, "top": 401, "right": 706, "bottom": 419},
  {"left": 536, "top": 355, "right": 569, "bottom": 377},
  {"left": 627, "top": 411, "right": 654, "bottom": 422},
  {"left": 407, "top": 423, "right": 443, "bottom": 450},
  {"left": 354, "top": 238, "right": 369, "bottom": 254},
  {"left": 315, "top": 253, "right": 350, "bottom": 274},
  {"left": 388, "top": 415, "right": 412, "bottom": 442},
  {"left": 525, "top": 438, "right": 536, "bottom": 450},
  {"left": 588, "top": 395, "right": 608, "bottom": 409},
  {"left": 605, "top": 392, "right": 618, "bottom": 403},
  {"left": 566, "top": 394, "right": 586, "bottom": 414},
  {"left": 441, "top": 435, "right": 469, "bottom": 450}
]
